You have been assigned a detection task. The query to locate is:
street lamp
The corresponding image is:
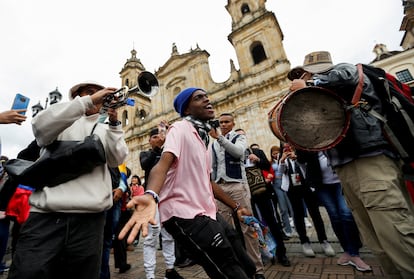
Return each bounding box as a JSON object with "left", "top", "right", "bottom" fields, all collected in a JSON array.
[{"left": 31, "top": 87, "right": 62, "bottom": 117}]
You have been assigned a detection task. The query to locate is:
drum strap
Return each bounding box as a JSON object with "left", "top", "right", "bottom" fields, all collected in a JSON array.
[{"left": 351, "top": 64, "right": 364, "bottom": 106}]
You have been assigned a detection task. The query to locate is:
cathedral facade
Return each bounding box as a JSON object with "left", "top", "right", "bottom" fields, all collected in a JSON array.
[
  {"left": 119, "top": 0, "right": 291, "bottom": 177},
  {"left": 117, "top": 0, "right": 414, "bottom": 179}
]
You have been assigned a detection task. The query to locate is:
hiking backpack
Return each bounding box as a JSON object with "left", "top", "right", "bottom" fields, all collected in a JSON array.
[{"left": 352, "top": 64, "right": 414, "bottom": 170}]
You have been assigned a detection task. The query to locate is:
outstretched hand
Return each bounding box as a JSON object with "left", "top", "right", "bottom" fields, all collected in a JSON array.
[
  {"left": 236, "top": 207, "right": 252, "bottom": 223},
  {"left": 118, "top": 194, "right": 158, "bottom": 244},
  {"left": 0, "top": 110, "right": 27, "bottom": 125}
]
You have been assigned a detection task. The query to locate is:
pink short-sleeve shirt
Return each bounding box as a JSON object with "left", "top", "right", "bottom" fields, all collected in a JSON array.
[{"left": 158, "top": 119, "right": 217, "bottom": 223}]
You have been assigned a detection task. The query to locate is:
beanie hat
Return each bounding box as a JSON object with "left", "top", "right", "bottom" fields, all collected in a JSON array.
[{"left": 173, "top": 87, "right": 203, "bottom": 117}]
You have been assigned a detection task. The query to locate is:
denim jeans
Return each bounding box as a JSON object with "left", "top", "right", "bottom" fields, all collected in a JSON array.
[
  {"left": 272, "top": 178, "right": 293, "bottom": 234},
  {"left": 143, "top": 207, "right": 176, "bottom": 279},
  {"left": 316, "top": 183, "right": 362, "bottom": 256}
]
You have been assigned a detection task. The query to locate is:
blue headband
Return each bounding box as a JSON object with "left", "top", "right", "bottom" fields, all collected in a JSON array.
[{"left": 173, "top": 87, "right": 203, "bottom": 117}]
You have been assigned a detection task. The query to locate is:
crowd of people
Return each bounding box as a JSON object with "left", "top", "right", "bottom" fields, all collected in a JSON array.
[{"left": 0, "top": 50, "right": 413, "bottom": 279}]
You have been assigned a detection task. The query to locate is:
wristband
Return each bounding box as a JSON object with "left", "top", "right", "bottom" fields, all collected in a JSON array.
[
  {"left": 144, "top": 190, "right": 159, "bottom": 204},
  {"left": 233, "top": 202, "right": 241, "bottom": 212}
]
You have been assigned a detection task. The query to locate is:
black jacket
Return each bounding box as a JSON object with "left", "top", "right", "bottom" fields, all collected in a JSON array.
[
  {"left": 314, "top": 63, "right": 390, "bottom": 167},
  {"left": 139, "top": 147, "right": 162, "bottom": 189}
]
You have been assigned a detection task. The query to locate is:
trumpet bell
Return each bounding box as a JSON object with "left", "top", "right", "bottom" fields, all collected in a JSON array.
[{"left": 138, "top": 71, "right": 159, "bottom": 98}]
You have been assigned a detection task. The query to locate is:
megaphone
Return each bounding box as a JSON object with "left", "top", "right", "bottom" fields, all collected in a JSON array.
[
  {"left": 137, "top": 71, "right": 159, "bottom": 98},
  {"left": 99, "top": 71, "right": 159, "bottom": 114}
]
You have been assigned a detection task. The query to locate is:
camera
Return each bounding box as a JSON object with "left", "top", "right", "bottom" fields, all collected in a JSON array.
[
  {"left": 283, "top": 145, "right": 292, "bottom": 153},
  {"left": 209, "top": 119, "right": 220, "bottom": 129}
]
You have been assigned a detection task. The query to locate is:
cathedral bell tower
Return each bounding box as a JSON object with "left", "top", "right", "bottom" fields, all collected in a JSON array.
[
  {"left": 118, "top": 49, "right": 152, "bottom": 132},
  {"left": 401, "top": 0, "right": 414, "bottom": 49},
  {"left": 119, "top": 49, "right": 146, "bottom": 89},
  {"left": 225, "top": 0, "right": 290, "bottom": 78}
]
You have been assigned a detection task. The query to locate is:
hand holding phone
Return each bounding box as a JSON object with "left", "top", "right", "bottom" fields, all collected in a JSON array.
[
  {"left": 0, "top": 109, "right": 27, "bottom": 125},
  {"left": 11, "top": 93, "right": 30, "bottom": 115}
]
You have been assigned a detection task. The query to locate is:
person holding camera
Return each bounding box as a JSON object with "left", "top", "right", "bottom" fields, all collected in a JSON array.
[{"left": 279, "top": 143, "right": 335, "bottom": 258}]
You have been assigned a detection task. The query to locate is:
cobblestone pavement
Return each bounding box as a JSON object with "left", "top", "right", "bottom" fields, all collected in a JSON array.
[
  {"left": 107, "top": 208, "right": 387, "bottom": 279},
  {"left": 107, "top": 240, "right": 385, "bottom": 279},
  {"left": 0, "top": 208, "right": 388, "bottom": 279}
]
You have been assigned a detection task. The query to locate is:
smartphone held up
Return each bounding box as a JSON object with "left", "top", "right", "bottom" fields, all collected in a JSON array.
[{"left": 11, "top": 93, "right": 30, "bottom": 115}]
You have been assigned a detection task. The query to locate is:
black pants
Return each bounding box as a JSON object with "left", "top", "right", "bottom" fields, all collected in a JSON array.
[
  {"left": 216, "top": 214, "right": 256, "bottom": 278},
  {"left": 113, "top": 209, "right": 131, "bottom": 269},
  {"left": 287, "top": 186, "right": 328, "bottom": 244},
  {"left": 9, "top": 212, "right": 105, "bottom": 279},
  {"left": 252, "top": 191, "right": 287, "bottom": 260},
  {"left": 163, "top": 215, "right": 250, "bottom": 279}
]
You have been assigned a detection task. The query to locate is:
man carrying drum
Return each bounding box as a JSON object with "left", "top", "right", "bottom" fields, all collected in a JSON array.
[{"left": 287, "top": 51, "right": 414, "bottom": 279}]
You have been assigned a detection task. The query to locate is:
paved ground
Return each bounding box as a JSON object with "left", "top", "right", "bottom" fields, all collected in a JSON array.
[
  {"left": 1, "top": 208, "right": 388, "bottom": 278},
  {"left": 107, "top": 208, "right": 387, "bottom": 279},
  {"left": 108, "top": 241, "right": 385, "bottom": 279}
]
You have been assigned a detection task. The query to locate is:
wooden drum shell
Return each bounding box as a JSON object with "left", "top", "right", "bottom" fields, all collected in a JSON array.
[{"left": 268, "top": 86, "right": 350, "bottom": 151}]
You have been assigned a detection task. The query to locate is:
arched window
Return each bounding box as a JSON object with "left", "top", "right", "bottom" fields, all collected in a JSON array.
[
  {"left": 136, "top": 109, "right": 147, "bottom": 120},
  {"left": 251, "top": 42, "right": 267, "bottom": 64},
  {"left": 125, "top": 78, "right": 129, "bottom": 87},
  {"left": 122, "top": 110, "right": 128, "bottom": 126},
  {"left": 241, "top": 3, "right": 250, "bottom": 14}
]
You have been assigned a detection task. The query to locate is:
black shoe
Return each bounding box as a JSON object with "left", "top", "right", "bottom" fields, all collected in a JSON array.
[
  {"left": 278, "top": 255, "right": 291, "bottom": 267},
  {"left": 165, "top": 268, "right": 184, "bottom": 279},
  {"left": 282, "top": 233, "right": 291, "bottom": 240},
  {"left": 255, "top": 274, "right": 265, "bottom": 279},
  {"left": 175, "top": 258, "right": 196, "bottom": 268},
  {"left": 119, "top": 263, "right": 131, "bottom": 273}
]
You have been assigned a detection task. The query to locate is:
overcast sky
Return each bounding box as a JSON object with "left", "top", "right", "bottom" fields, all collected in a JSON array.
[{"left": 0, "top": 0, "right": 405, "bottom": 158}]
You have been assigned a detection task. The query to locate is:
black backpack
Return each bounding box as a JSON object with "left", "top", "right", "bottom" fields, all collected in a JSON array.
[{"left": 352, "top": 64, "right": 414, "bottom": 177}]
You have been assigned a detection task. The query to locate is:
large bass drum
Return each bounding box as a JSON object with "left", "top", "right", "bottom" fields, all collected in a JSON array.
[{"left": 268, "top": 86, "right": 350, "bottom": 151}]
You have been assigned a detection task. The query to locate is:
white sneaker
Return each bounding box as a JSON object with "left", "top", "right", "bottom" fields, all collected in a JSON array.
[
  {"left": 337, "top": 252, "right": 351, "bottom": 265},
  {"left": 302, "top": 242, "right": 315, "bottom": 257},
  {"left": 304, "top": 217, "right": 313, "bottom": 228},
  {"left": 348, "top": 256, "right": 372, "bottom": 272},
  {"left": 289, "top": 217, "right": 295, "bottom": 228},
  {"left": 321, "top": 240, "right": 335, "bottom": 257}
]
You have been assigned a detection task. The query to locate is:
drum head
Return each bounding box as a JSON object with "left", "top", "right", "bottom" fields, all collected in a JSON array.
[{"left": 279, "top": 87, "right": 349, "bottom": 151}]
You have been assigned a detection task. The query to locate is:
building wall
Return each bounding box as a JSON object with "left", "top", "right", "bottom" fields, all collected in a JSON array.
[
  {"left": 119, "top": 1, "right": 412, "bottom": 180},
  {"left": 119, "top": 0, "right": 291, "bottom": 178}
]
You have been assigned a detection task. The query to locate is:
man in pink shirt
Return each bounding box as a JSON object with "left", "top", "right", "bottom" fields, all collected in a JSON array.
[{"left": 120, "top": 87, "right": 253, "bottom": 279}]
